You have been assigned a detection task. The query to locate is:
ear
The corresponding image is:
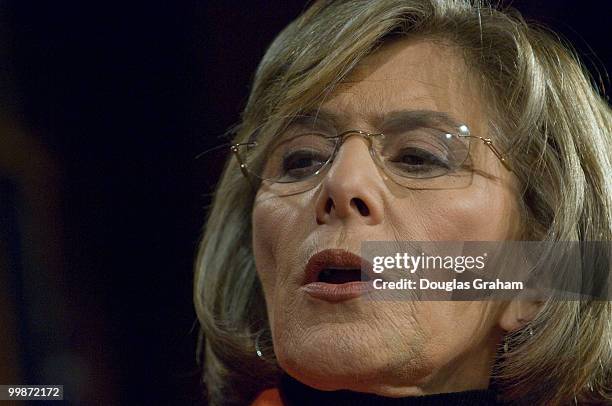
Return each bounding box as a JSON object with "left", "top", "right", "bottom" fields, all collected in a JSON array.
[{"left": 498, "top": 298, "right": 543, "bottom": 332}]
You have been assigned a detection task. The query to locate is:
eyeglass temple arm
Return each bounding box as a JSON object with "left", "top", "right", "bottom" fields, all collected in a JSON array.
[
  {"left": 231, "top": 142, "right": 259, "bottom": 187},
  {"left": 460, "top": 135, "right": 513, "bottom": 172}
]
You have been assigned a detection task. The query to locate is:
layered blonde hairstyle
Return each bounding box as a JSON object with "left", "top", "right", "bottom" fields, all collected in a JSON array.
[{"left": 194, "top": 1, "right": 612, "bottom": 405}]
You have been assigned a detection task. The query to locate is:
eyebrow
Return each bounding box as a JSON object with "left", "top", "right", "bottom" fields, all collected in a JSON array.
[{"left": 289, "top": 108, "right": 463, "bottom": 133}]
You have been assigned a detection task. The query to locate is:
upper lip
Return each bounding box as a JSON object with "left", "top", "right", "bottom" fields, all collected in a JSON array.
[{"left": 303, "top": 249, "right": 372, "bottom": 285}]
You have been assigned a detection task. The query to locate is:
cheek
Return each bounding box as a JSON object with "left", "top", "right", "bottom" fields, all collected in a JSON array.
[
  {"left": 251, "top": 191, "right": 314, "bottom": 307},
  {"left": 252, "top": 199, "right": 284, "bottom": 294},
  {"left": 457, "top": 181, "right": 521, "bottom": 239},
  {"left": 418, "top": 302, "right": 500, "bottom": 370},
  {"left": 423, "top": 302, "right": 495, "bottom": 342},
  {"left": 398, "top": 180, "right": 521, "bottom": 241}
]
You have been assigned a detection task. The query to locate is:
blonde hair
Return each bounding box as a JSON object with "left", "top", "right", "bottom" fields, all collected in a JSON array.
[{"left": 194, "top": 1, "right": 612, "bottom": 404}]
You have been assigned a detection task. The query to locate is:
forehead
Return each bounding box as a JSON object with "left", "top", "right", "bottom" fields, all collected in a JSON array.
[{"left": 319, "top": 38, "right": 486, "bottom": 133}]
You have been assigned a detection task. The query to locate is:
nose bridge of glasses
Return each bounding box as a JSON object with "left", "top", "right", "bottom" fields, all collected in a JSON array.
[
  {"left": 327, "top": 130, "right": 385, "bottom": 178},
  {"left": 333, "top": 129, "right": 381, "bottom": 158},
  {"left": 337, "top": 129, "right": 381, "bottom": 145},
  {"left": 334, "top": 129, "right": 382, "bottom": 159}
]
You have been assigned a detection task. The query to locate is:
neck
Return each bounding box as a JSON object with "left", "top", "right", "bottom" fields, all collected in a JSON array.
[{"left": 278, "top": 374, "right": 499, "bottom": 406}]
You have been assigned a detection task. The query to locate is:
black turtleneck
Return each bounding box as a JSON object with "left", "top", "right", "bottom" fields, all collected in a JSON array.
[{"left": 278, "top": 374, "right": 501, "bottom": 406}]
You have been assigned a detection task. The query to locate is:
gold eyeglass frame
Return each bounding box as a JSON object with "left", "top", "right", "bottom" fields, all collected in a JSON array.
[{"left": 230, "top": 125, "right": 513, "bottom": 185}]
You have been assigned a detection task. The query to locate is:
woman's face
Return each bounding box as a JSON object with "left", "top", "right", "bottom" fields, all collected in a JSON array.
[{"left": 252, "top": 38, "right": 522, "bottom": 396}]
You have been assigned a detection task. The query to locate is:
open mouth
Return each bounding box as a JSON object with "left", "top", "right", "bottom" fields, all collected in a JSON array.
[
  {"left": 302, "top": 249, "right": 374, "bottom": 302},
  {"left": 303, "top": 249, "right": 372, "bottom": 285}
]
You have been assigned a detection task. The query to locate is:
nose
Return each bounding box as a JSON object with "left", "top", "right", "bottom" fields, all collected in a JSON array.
[{"left": 314, "top": 136, "right": 385, "bottom": 226}]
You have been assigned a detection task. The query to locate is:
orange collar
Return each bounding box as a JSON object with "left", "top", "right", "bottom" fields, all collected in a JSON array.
[{"left": 251, "top": 388, "right": 283, "bottom": 406}]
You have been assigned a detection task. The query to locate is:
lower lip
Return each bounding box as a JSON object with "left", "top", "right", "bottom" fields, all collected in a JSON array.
[{"left": 301, "top": 281, "right": 372, "bottom": 302}]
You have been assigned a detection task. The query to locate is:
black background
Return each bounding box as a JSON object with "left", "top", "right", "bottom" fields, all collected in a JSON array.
[{"left": 0, "top": 1, "right": 608, "bottom": 404}]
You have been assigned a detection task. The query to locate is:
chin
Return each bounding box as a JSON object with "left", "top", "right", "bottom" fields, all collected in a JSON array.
[{"left": 273, "top": 325, "right": 434, "bottom": 394}]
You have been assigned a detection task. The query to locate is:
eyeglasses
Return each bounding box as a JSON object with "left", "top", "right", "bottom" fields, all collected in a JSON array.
[{"left": 230, "top": 119, "right": 512, "bottom": 194}]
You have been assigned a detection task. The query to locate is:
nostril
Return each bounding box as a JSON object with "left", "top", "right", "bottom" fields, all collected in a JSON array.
[
  {"left": 351, "top": 198, "right": 370, "bottom": 216},
  {"left": 325, "top": 198, "right": 334, "bottom": 213}
]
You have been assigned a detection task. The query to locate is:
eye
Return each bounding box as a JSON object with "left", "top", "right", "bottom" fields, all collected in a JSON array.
[
  {"left": 390, "top": 147, "right": 450, "bottom": 174},
  {"left": 281, "top": 150, "right": 327, "bottom": 179}
]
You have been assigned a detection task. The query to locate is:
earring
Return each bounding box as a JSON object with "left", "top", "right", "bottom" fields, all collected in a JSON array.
[
  {"left": 255, "top": 330, "right": 264, "bottom": 359},
  {"left": 255, "top": 330, "right": 273, "bottom": 360}
]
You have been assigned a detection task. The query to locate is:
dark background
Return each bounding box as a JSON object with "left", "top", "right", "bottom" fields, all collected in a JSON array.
[{"left": 0, "top": 1, "right": 608, "bottom": 404}]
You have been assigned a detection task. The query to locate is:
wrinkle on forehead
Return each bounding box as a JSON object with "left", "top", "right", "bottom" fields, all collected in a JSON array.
[
  {"left": 341, "top": 37, "right": 468, "bottom": 83},
  {"left": 321, "top": 37, "right": 484, "bottom": 133}
]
